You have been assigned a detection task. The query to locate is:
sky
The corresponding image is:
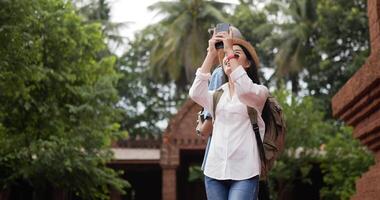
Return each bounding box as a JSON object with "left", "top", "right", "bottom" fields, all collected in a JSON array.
[
  {"left": 109, "top": 0, "right": 240, "bottom": 41},
  {"left": 109, "top": 0, "right": 161, "bottom": 40}
]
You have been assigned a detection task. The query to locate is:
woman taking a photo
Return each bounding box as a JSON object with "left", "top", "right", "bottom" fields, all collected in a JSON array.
[{"left": 189, "top": 25, "right": 269, "bottom": 200}]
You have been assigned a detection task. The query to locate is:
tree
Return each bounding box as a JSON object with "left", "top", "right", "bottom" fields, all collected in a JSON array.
[
  {"left": 74, "top": 0, "right": 128, "bottom": 52},
  {"left": 264, "top": 0, "right": 319, "bottom": 94},
  {"left": 268, "top": 87, "right": 334, "bottom": 199},
  {"left": 229, "top": 1, "right": 276, "bottom": 85},
  {"left": 320, "top": 126, "right": 374, "bottom": 200},
  {"left": 0, "top": 0, "right": 128, "bottom": 199},
  {"left": 147, "top": 0, "right": 229, "bottom": 90},
  {"left": 269, "top": 87, "right": 373, "bottom": 200},
  {"left": 116, "top": 27, "right": 181, "bottom": 137},
  {"left": 305, "top": 0, "right": 369, "bottom": 116}
]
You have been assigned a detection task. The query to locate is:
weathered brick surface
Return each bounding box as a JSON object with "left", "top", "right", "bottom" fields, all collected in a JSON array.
[
  {"left": 161, "top": 166, "right": 178, "bottom": 200},
  {"left": 332, "top": 1, "right": 380, "bottom": 199},
  {"left": 160, "top": 99, "right": 209, "bottom": 200},
  {"left": 163, "top": 99, "right": 208, "bottom": 150},
  {"left": 354, "top": 108, "right": 380, "bottom": 144},
  {"left": 340, "top": 85, "right": 380, "bottom": 126},
  {"left": 331, "top": 62, "right": 380, "bottom": 118},
  {"left": 369, "top": 0, "right": 380, "bottom": 44}
]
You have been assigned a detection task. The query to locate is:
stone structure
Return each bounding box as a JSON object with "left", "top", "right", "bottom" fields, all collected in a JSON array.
[
  {"left": 331, "top": 0, "right": 380, "bottom": 199},
  {"left": 111, "top": 99, "right": 206, "bottom": 200},
  {"left": 160, "top": 100, "right": 207, "bottom": 200}
]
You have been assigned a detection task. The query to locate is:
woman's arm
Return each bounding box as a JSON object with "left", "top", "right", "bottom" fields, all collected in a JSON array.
[
  {"left": 230, "top": 66, "right": 269, "bottom": 112},
  {"left": 188, "top": 69, "right": 214, "bottom": 113},
  {"left": 189, "top": 30, "right": 221, "bottom": 116}
]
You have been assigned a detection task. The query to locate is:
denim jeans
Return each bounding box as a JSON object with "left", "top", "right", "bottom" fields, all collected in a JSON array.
[{"left": 204, "top": 175, "right": 259, "bottom": 200}]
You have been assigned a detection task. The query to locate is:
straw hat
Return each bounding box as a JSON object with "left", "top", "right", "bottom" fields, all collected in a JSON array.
[{"left": 217, "top": 26, "right": 260, "bottom": 68}]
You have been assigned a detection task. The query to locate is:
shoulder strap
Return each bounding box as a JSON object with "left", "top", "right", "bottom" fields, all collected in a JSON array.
[
  {"left": 247, "top": 106, "right": 258, "bottom": 125},
  {"left": 247, "top": 106, "right": 266, "bottom": 169},
  {"left": 212, "top": 89, "right": 224, "bottom": 121}
]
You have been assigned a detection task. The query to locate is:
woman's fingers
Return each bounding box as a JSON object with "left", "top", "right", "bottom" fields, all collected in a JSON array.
[
  {"left": 218, "top": 32, "right": 233, "bottom": 52},
  {"left": 208, "top": 38, "right": 217, "bottom": 54}
]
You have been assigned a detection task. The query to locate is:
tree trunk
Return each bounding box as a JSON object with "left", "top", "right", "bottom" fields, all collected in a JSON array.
[{"left": 290, "top": 74, "right": 299, "bottom": 94}]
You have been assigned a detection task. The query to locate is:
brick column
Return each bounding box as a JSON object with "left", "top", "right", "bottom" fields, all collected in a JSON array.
[
  {"left": 331, "top": 0, "right": 380, "bottom": 199},
  {"left": 161, "top": 165, "right": 178, "bottom": 200},
  {"left": 160, "top": 137, "right": 179, "bottom": 200},
  {"left": 52, "top": 188, "right": 68, "bottom": 200},
  {"left": 109, "top": 188, "right": 122, "bottom": 200},
  {"left": 0, "top": 190, "right": 10, "bottom": 200}
]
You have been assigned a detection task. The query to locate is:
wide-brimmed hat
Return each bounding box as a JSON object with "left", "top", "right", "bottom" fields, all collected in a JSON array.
[{"left": 217, "top": 26, "right": 260, "bottom": 68}]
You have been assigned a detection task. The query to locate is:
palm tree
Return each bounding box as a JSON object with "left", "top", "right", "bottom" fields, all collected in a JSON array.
[
  {"left": 147, "top": 0, "right": 230, "bottom": 89},
  {"left": 270, "top": 0, "right": 318, "bottom": 94},
  {"left": 75, "top": 0, "right": 128, "bottom": 50}
]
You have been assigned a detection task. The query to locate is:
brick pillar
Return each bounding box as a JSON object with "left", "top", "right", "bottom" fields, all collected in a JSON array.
[
  {"left": 161, "top": 165, "right": 178, "bottom": 200},
  {"left": 331, "top": 0, "right": 380, "bottom": 199},
  {"left": 52, "top": 188, "right": 68, "bottom": 200},
  {"left": 160, "top": 135, "right": 179, "bottom": 200},
  {"left": 109, "top": 188, "right": 122, "bottom": 200},
  {"left": 0, "top": 190, "right": 10, "bottom": 200}
]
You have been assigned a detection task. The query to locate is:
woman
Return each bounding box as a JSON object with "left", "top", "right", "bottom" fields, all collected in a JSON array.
[{"left": 189, "top": 27, "right": 269, "bottom": 200}]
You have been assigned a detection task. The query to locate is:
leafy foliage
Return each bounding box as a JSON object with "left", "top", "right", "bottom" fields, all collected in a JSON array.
[
  {"left": 320, "top": 126, "right": 374, "bottom": 200},
  {"left": 147, "top": 0, "right": 230, "bottom": 89},
  {"left": 74, "top": 0, "right": 128, "bottom": 50},
  {"left": 265, "top": 0, "right": 319, "bottom": 93},
  {"left": 269, "top": 87, "right": 333, "bottom": 198},
  {"left": 269, "top": 88, "right": 373, "bottom": 200},
  {"left": 116, "top": 27, "right": 183, "bottom": 137},
  {"left": 306, "top": 0, "right": 369, "bottom": 115},
  {"left": 229, "top": 2, "right": 276, "bottom": 85},
  {"left": 0, "top": 0, "right": 128, "bottom": 198}
]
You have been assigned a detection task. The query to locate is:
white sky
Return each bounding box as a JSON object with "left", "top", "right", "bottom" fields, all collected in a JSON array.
[
  {"left": 109, "top": 0, "right": 161, "bottom": 39},
  {"left": 109, "top": 0, "right": 240, "bottom": 39}
]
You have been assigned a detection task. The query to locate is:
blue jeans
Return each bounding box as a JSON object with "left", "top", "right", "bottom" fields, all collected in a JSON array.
[{"left": 204, "top": 175, "right": 259, "bottom": 200}]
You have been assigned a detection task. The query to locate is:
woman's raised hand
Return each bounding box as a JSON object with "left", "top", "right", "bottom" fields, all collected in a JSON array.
[
  {"left": 216, "top": 30, "right": 234, "bottom": 55},
  {"left": 207, "top": 29, "right": 219, "bottom": 58}
]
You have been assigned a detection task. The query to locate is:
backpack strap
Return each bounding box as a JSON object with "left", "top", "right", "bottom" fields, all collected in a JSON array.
[
  {"left": 247, "top": 107, "right": 267, "bottom": 170},
  {"left": 212, "top": 89, "right": 224, "bottom": 121}
]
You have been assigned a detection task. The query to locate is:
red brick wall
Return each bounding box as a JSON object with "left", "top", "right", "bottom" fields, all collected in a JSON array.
[{"left": 332, "top": 0, "right": 380, "bottom": 199}]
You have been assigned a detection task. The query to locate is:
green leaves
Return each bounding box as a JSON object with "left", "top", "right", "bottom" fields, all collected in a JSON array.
[
  {"left": 0, "top": 0, "right": 128, "bottom": 198},
  {"left": 269, "top": 87, "right": 373, "bottom": 199},
  {"left": 320, "top": 126, "right": 374, "bottom": 200},
  {"left": 147, "top": 0, "right": 229, "bottom": 88},
  {"left": 188, "top": 165, "right": 204, "bottom": 182}
]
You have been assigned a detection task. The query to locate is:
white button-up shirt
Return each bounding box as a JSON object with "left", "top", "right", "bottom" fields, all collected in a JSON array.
[{"left": 189, "top": 66, "right": 269, "bottom": 180}]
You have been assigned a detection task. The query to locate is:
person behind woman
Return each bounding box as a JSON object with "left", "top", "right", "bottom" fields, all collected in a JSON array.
[{"left": 189, "top": 26, "right": 269, "bottom": 200}]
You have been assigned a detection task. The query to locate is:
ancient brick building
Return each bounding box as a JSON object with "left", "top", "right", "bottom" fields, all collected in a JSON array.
[
  {"left": 331, "top": 0, "right": 380, "bottom": 199},
  {"left": 110, "top": 99, "right": 207, "bottom": 200}
]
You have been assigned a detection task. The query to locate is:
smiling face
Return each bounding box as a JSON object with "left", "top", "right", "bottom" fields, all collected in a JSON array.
[{"left": 222, "top": 45, "right": 251, "bottom": 76}]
